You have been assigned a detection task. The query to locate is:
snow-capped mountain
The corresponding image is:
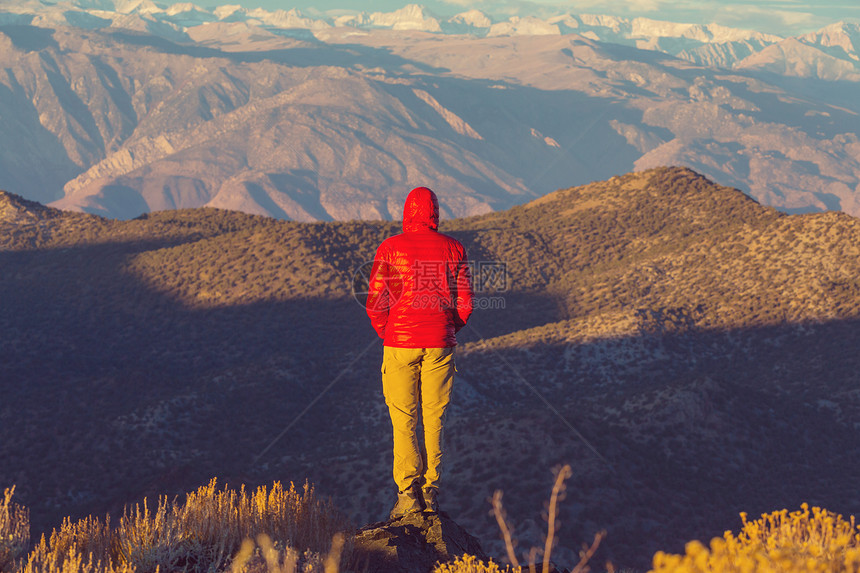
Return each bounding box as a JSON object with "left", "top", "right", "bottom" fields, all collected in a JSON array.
[
  {"left": 737, "top": 38, "right": 860, "bottom": 82},
  {"left": 485, "top": 15, "right": 558, "bottom": 37},
  {"left": 448, "top": 9, "right": 491, "bottom": 29},
  {"left": 369, "top": 4, "right": 440, "bottom": 32},
  {"left": 764, "top": 21, "right": 860, "bottom": 80},
  {"left": 801, "top": 21, "right": 860, "bottom": 57},
  {"left": 6, "top": 1, "right": 857, "bottom": 73},
  {"left": 734, "top": 23, "right": 860, "bottom": 81}
]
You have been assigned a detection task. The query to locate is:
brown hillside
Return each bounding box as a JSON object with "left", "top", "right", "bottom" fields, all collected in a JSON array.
[
  {"left": 2, "top": 167, "right": 860, "bottom": 569},
  {"left": 449, "top": 167, "right": 860, "bottom": 332},
  {"left": 0, "top": 190, "right": 62, "bottom": 224}
]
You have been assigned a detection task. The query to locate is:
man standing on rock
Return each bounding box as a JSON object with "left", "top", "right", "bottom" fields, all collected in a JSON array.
[{"left": 366, "top": 186, "right": 473, "bottom": 520}]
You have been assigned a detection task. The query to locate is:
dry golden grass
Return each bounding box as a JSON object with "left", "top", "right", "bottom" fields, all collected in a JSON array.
[
  {"left": 14, "top": 475, "right": 860, "bottom": 573},
  {"left": 434, "top": 554, "right": 517, "bottom": 573},
  {"left": 650, "top": 504, "right": 860, "bottom": 572},
  {"left": 1, "top": 487, "right": 30, "bottom": 572},
  {"left": 17, "top": 479, "right": 351, "bottom": 573}
]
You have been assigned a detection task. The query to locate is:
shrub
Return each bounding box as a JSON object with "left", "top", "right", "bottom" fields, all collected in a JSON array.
[
  {"left": 21, "top": 540, "right": 131, "bottom": 573},
  {"left": 228, "top": 532, "right": 344, "bottom": 573},
  {"left": 19, "top": 480, "right": 351, "bottom": 573},
  {"left": 1, "top": 487, "right": 29, "bottom": 572},
  {"left": 434, "top": 554, "right": 515, "bottom": 573},
  {"left": 22, "top": 514, "right": 115, "bottom": 573},
  {"left": 650, "top": 503, "right": 860, "bottom": 572}
]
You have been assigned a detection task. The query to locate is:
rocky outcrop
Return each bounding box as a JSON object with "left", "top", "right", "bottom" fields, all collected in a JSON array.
[
  {"left": 0, "top": 190, "right": 57, "bottom": 224},
  {"left": 349, "top": 512, "right": 488, "bottom": 573}
]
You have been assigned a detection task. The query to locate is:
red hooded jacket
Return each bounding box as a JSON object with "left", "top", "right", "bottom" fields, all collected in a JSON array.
[{"left": 366, "top": 187, "right": 473, "bottom": 348}]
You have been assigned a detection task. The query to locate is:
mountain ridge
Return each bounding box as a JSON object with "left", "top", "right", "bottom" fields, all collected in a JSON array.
[
  {"left": 0, "top": 189, "right": 62, "bottom": 224},
  {"left": 3, "top": 15, "right": 860, "bottom": 221},
  {"left": 5, "top": 1, "right": 859, "bottom": 73},
  {"left": 4, "top": 167, "right": 860, "bottom": 568}
]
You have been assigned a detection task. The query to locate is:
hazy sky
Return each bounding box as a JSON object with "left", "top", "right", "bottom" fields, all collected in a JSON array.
[{"left": 208, "top": 0, "right": 860, "bottom": 37}]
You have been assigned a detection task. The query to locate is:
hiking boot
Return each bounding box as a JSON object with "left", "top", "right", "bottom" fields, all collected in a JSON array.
[
  {"left": 389, "top": 484, "right": 424, "bottom": 520},
  {"left": 422, "top": 487, "right": 438, "bottom": 513}
]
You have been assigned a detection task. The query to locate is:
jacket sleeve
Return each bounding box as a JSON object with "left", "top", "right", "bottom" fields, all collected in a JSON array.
[
  {"left": 453, "top": 249, "right": 473, "bottom": 332},
  {"left": 366, "top": 244, "right": 390, "bottom": 339}
]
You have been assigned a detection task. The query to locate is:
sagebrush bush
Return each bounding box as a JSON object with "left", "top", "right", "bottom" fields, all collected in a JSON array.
[
  {"left": 650, "top": 503, "right": 860, "bottom": 572},
  {"left": 228, "top": 532, "right": 345, "bottom": 573},
  {"left": 19, "top": 479, "right": 351, "bottom": 573},
  {"left": 1, "top": 487, "right": 30, "bottom": 572},
  {"left": 433, "top": 554, "right": 515, "bottom": 573}
]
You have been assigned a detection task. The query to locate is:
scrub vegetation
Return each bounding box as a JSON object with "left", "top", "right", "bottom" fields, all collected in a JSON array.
[
  {"left": 6, "top": 166, "right": 860, "bottom": 569},
  {"left": 1, "top": 488, "right": 29, "bottom": 572},
  {"left": 6, "top": 481, "right": 860, "bottom": 573},
  {"left": 1, "top": 482, "right": 349, "bottom": 573},
  {"left": 650, "top": 504, "right": 860, "bottom": 573}
]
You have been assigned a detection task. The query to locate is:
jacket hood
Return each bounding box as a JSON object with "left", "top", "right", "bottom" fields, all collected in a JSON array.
[{"left": 402, "top": 187, "right": 439, "bottom": 232}]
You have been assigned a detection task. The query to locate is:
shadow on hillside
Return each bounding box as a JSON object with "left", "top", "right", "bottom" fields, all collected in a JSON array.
[
  {"left": 0, "top": 233, "right": 567, "bottom": 535},
  {"left": 103, "top": 29, "right": 645, "bottom": 211},
  {"left": 3, "top": 238, "right": 860, "bottom": 570},
  {"left": 386, "top": 75, "right": 645, "bottom": 201},
  {"left": 728, "top": 72, "right": 860, "bottom": 139},
  {"left": 3, "top": 24, "right": 651, "bottom": 219},
  {"left": 104, "top": 29, "right": 449, "bottom": 74},
  {"left": 0, "top": 237, "right": 375, "bottom": 534},
  {"left": 0, "top": 25, "right": 58, "bottom": 51},
  {"left": 438, "top": 317, "right": 860, "bottom": 568}
]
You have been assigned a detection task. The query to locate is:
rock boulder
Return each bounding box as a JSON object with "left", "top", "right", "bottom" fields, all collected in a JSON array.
[{"left": 349, "top": 511, "right": 488, "bottom": 573}]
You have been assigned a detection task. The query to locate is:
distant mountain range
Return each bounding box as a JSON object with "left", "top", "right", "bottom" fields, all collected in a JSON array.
[
  {"left": 6, "top": 1, "right": 860, "bottom": 74},
  {"left": 4, "top": 167, "right": 860, "bottom": 569},
  {"left": 2, "top": 1, "right": 860, "bottom": 219}
]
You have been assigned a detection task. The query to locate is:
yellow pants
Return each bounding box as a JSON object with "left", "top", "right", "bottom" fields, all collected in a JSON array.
[{"left": 382, "top": 346, "right": 455, "bottom": 493}]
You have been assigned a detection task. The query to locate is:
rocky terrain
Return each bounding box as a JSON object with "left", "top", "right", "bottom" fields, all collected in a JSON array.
[
  {"left": 350, "top": 512, "right": 488, "bottom": 573},
  {"left": 3, "top": 167, "right": 860, "bottom": 569},
  {"left": 1, "top": 2, "right": 860, "bottom": 219}
]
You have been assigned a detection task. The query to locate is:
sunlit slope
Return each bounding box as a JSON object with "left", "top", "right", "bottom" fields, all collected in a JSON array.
[
  {"left": 3, "top": 167, "right": 860, "bottom": 569},
  {"left": 448, "top": 166, "right": 860, "bottom": 344}
]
